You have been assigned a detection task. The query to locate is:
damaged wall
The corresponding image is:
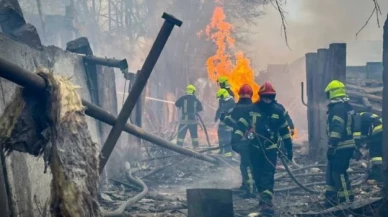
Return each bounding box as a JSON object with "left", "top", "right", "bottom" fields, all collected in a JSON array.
[{"left": 0, "top": 32, "right": 117, "bottom": 216}]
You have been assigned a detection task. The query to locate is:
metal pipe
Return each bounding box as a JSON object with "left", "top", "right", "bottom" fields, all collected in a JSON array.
[
  {"left": 301, "top": 82, "right": 307, "bottom": 107},
  {"left": 99, "top": 13, "right": 182, "bottom": 173},
  {"left": 83, "top": 56, "right": 128, "bottom": 71},
  {"left": 0, "top": 57, "right": 218, "bottom": 165}
]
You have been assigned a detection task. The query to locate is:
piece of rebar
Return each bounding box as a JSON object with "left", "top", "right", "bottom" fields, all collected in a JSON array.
[
  {"left": 99, "top": 13, "right": 182, "bottom": 173},
  {"left": 83, "top": 56, "right": 128, "bottom": 71},
  {"left": 0, "top": 57, "right": 218, "bottom": 165}
]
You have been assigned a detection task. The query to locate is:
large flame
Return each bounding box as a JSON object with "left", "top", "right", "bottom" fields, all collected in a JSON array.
[{"left": 199, "top": 6, "right": 260, "bottom": 101}]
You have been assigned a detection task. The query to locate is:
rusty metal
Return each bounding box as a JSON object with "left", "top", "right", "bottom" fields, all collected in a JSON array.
[
  {"left": 99, "top": 13, "right": 183, "bottom": 173},
  {"left": 0, "top": 57, "right": 218, "bottom": 166},
  {"left": 83, "top": 56, "right": 128, "bottom": 72},
  {"left": 301, "top": 82, "right": 307, "bottom": 107}
]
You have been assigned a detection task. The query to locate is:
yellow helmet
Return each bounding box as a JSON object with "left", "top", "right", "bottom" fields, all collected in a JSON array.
[
  {"left": 324, "top": 80, "right": 346, "bottom": 99},
  {"left": 216, "top": 88, "right": 230, "bottom": 99},
  {"left": 217, "top": 76, "right": 228, "bottom": 84},
  {"left": 186, "top": 84, "right": 196, "bottom": 95}
]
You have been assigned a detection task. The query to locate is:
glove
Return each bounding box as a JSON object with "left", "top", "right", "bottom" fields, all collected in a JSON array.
[
  {"left": 353, "top": 149, "right": 362, "bottom": 161},
  {"left": 327, "top": 146, "right": 336, "bottom": 161},
  {"left": 231, "top": 143, "right": 240, "bottom": 153},
  {"left": 290, "top": 128, "right": 295, "bottom": 136}
]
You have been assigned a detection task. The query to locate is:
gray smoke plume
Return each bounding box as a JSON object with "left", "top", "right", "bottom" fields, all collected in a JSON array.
[{"left": 244, "top": 0, "right": 388, "bottom": 69}]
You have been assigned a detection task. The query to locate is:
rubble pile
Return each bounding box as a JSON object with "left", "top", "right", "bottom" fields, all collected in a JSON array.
[{"left": 98, "top": 148, "right": 383, "bottom": 217}]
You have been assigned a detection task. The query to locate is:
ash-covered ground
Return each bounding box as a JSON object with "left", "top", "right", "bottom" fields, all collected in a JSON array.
[{"left": 99, "top": 144, "right": 383, "bottom": 217}]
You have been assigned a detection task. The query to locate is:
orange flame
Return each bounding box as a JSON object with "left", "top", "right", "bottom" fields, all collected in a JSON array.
[{"left": 199, "top": 6, "right": 260, "bottom": 101}]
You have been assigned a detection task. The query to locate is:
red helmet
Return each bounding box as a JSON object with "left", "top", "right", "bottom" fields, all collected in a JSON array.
[
  {"left": 259, "top": 82, "right": 276, "bottom": 95},
  {"left": 238, "top": 84, "right": 253, "bottom": 98}
]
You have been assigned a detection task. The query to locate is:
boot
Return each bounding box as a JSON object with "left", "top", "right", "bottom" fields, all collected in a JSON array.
[
  {"left": 324, "top": 191, "right": 338, "bottom": 208},
  {"left": 258, "top": 193, "right": 274, "bottom": 217},
  {"left": 368, "top": 165, "right": 383, "bottom": 183},
  {"left": 258, "top": 203, "right": 274, "bottom": 217}
]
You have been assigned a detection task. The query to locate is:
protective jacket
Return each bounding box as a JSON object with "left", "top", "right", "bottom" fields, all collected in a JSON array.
[
  {"left": 233, "top": 101, "right": 292, "bottom": 152},
  {"left": 274, "top": 100, "right": 294, "bottom": 130},
  {"left": 326, "top": 97, "right": 356, "bottom": 150},
  {"left": 353, "top": 112, "right": 383, "bottom": 148},
  {"left": 223, "top": 98, "right": 252, "bottom": 129},
  {"left": 215, "top": 96, "right": 236, "bottom": 130},
  {"left": 175, "top": 95, "right": 203, "bottom": 124}
]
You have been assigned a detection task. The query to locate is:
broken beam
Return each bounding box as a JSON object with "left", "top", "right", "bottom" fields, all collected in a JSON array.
[
  {"left": 99, "top": 12, "right": 182, "bottom": 173},
  {"left": 0, "top": 57, "right": 218, "bottom": 165}
]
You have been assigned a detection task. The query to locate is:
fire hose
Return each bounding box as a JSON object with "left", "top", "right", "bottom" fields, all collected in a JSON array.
[
  {"left": 172, "top": 113, "right": 211, "bottom": 147},
  {"left": 278, "top": 155, "right": 321, "bottom": 194},
  {"left": 103, "top": 162, "right": 149, "bottom": 217},
  {"left": 196, "top": 113, "right": 211, "bottom": 147}
]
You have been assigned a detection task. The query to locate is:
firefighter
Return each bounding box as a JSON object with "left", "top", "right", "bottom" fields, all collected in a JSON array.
[
  {"left": 222, "top": 84, "right": 256, "bottom": 198},
  {"left": 215, "top": 88, "right": 236, "bottom": 156},
  {"left": 217, "top": 76, "right": 235, "bottom": 98},
  {"left": 175, "top": 84, "right": 203, "bottom": 148},
  {"left": 324, "top": 80, "right": 356, "bottom": 208},
  {"left": 232, "top": 82, "right": 293, "bottom": 217},
  {"left": 353, "top": 112, "right": 383, "bottom": 182}
]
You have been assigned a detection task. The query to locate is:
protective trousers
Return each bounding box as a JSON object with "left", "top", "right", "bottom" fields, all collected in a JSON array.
[
  {"left": 239, "top": 141, "right": 256, "bottom": 195},
  {"left": 249, "top": 145, "right": 277, "bottom": 217},
  {"left": 177, "top": 123, "right": 199, "bottom": 147},
  {"left": 368, "top": 135, "right": 383, "bottom": 182},
  {"left": 218, "top": 127, "right": 232, "bottom": 156},
  {"left": 325, "top": 148, "right": 355, "bottom": 207}
]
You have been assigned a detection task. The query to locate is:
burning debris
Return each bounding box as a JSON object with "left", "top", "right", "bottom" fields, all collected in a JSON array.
[{"left": 199, "top": 5, "right": 260, "bottom": 102}]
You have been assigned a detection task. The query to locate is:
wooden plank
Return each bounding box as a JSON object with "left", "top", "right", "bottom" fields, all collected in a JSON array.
[
  {"left": 348, "top": 90, "right": 382, "bottom": 103},
  {"left": 361, "top": 97, "right": 372, "bottom": 110},
  {"left": 0, "top": 150, "right": 10, "bottom": 217},
  {"left": 346, "top": 83, "right": 383, "bottom": 94},
  {"left": 328, "top": 43, "right": 347, "bottom": 83},
  {"left": 382, "top": 14, "right": 388, "bottom": 196},
  {"left": 305, "top": 53, "right": 317, "bottom": 157},
  {"left": 187, "top": 189, "right": 234, "bottom": 217},
  {"left": 313, "top": 48, "right": 329, "bottom": 162}
]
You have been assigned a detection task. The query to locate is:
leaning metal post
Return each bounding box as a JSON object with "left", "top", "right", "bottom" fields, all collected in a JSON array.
[
  {"left": 99, "top": 13, "right": 183, "bottom": 174},
  {"left": 0, "top": 57, "right": 218, "bottom": 165}
]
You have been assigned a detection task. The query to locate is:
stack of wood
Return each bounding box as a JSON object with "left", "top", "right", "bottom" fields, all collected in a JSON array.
[{"left": 345, "top": 79, "right": 383, "bottom": 115}]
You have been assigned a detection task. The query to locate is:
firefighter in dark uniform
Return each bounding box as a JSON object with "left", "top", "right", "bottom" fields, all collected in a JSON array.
[
  {"left": 232, "top": 82, "right": 293, "bottom": 217},
  {"left": 221, "top": 84, "right": 256, "bottom": 198},
  {"left": 324, "top": 80, "right": 356, "bottom": 208},
  {"left": 175, "top": 84, "right": 203, "bottom": 148},
  {"left": 217, "top": 76, "right": 235, "bottom": 98},
  {"left": 215, "top": 88, "right": 236, "bottom": 156},
  {"left": 353, "top": 112, "right": 383, "bottom": 182}
]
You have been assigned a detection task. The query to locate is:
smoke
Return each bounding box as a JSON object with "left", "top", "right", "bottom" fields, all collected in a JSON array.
[{"left": 245, "top": 0, "right": 388, "bottom": 70}]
